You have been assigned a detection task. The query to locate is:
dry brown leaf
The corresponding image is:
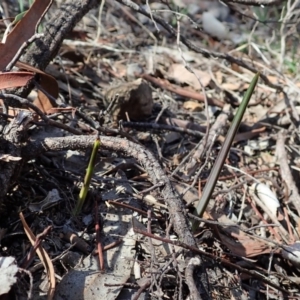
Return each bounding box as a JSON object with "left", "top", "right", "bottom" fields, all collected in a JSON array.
[
  {"left": 210, "top": 213, "right": 274, "bottom": 257},
  {"left": 221, "top": 81, "right": 246, "bottom": 91},
  {"left": 217, "top": 230, "right": 272, "bottom": 257},
  {"left": 0, "top": 72, "right": 34, "bottom": 89},
  {"left": 0, "top": 100, "right": 33, "bottom": 118},
  {"left": 168, "top": 64, "right": 211, "bottom": 90},
  {"left": 16, "top": 61, "right": 58, "bottom": 114},
  {"left": 204, "top": 211, "right": 274, "bottom": 257}
]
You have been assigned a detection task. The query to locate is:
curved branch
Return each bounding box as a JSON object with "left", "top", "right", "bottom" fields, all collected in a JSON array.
[{"left": 23, "top": 135, "right": 196, "bottom": 247}]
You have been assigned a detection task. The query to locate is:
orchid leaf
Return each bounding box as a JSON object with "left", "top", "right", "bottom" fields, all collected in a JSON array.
[
  {"left": 192, "top": 73, "right": 260, "bottom": 231},
  {"left": 73, "top": 137, "right": 101, "bottom": 215}
]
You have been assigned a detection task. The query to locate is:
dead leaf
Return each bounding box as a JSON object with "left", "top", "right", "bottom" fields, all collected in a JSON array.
[
  {"left": 221, "top": 81, "right": 246, "bottom": 91},
  {"left": 28, "top": 189, "right": 61, "bottom": 213},
  {"left": 0, "top": 72, "right": 34, "bottom": 89},
  {"left": 55, "top": 210, "right": 136, "bottom": 300},
  {"left": 210, "top": 213, "right": 274, "bottom": 257},
  {"left": 168, "top": 64, "right": 211, "bottom": 90},
  {"left": 16, "top": 61, "right": 58, "bottom": 114}
]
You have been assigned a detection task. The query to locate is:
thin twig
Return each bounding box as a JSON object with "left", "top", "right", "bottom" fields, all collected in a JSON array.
[{"left": 94, "top": 197, "right": 104, "bottom": 271}]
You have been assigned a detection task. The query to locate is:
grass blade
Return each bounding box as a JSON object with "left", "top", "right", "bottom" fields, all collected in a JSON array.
[{"left": 192, "top": 73, "right": 260, "bottom": 231}]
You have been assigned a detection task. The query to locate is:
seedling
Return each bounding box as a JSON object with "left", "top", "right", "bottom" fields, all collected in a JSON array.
[{"left": 73, "top": 137, "right": 101, "bottom": 215}]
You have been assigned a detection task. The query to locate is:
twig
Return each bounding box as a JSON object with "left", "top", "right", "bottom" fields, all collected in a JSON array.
[
  {"left": 140, "top": 73, "right": 224, "bottom": 108},
  {"left": 185, "top": 104, "right": 231, "bottom": 177},
  {"left": 122, "top": 121, "right": 205, "bottom": 138},
  {"left": 133, "top": 279, "right": 151, "bottom": 300},
  {"left": 94, "top": 198, "right": 104, "bottom": 271},
  {"left": 107, "top": 200, "right": 149, "bottom": 217},
  {"left": 182, "top": 133, "right": 217, "bottom": 198},
  {"left": 185, "top": 257, "right": 202, "bottom": 300},
  {"left": 21, "top": 226, "right": 52, "bottom": 269},
  {"left": 1, "top": 93, "right": 82, "bottom": 135}
]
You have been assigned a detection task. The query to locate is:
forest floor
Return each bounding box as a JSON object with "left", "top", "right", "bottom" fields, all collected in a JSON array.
[{"left": 1, "top": 0, "right": 300, "bottom": 299}]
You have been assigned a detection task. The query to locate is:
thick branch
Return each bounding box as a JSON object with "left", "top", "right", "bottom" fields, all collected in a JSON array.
[{"left": 22, "top": 0, "right": 99, "bottom": 70}]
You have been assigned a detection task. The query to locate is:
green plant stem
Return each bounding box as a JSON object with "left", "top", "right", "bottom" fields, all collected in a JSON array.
[
  {"left": 192, "top": 73, "right": 260, "bottom": 231},
  {"left": 73, "top": 137, "right": 101, "bottom": 215}
]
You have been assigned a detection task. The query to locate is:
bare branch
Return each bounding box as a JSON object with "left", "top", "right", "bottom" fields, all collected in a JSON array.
[{"left": 223, "top": 0, "right": 282, "bottom": 6}]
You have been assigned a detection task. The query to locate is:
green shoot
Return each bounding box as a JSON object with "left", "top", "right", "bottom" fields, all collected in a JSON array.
[{"left": 73, "top": 137, "right": 101, "bottom": 216}]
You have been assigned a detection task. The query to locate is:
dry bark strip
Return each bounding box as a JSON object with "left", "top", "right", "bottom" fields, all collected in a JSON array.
[{"left": 23, "top": 135, "right": 210, "bottom": 298}]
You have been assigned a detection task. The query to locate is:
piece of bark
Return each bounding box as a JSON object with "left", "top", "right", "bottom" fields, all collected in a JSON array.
[
  {"left": 0, "top": 111, "right": 34, "bottom": 209},
  {"left": 104, "top": 79, "right": 153, "bottom": 121}
]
